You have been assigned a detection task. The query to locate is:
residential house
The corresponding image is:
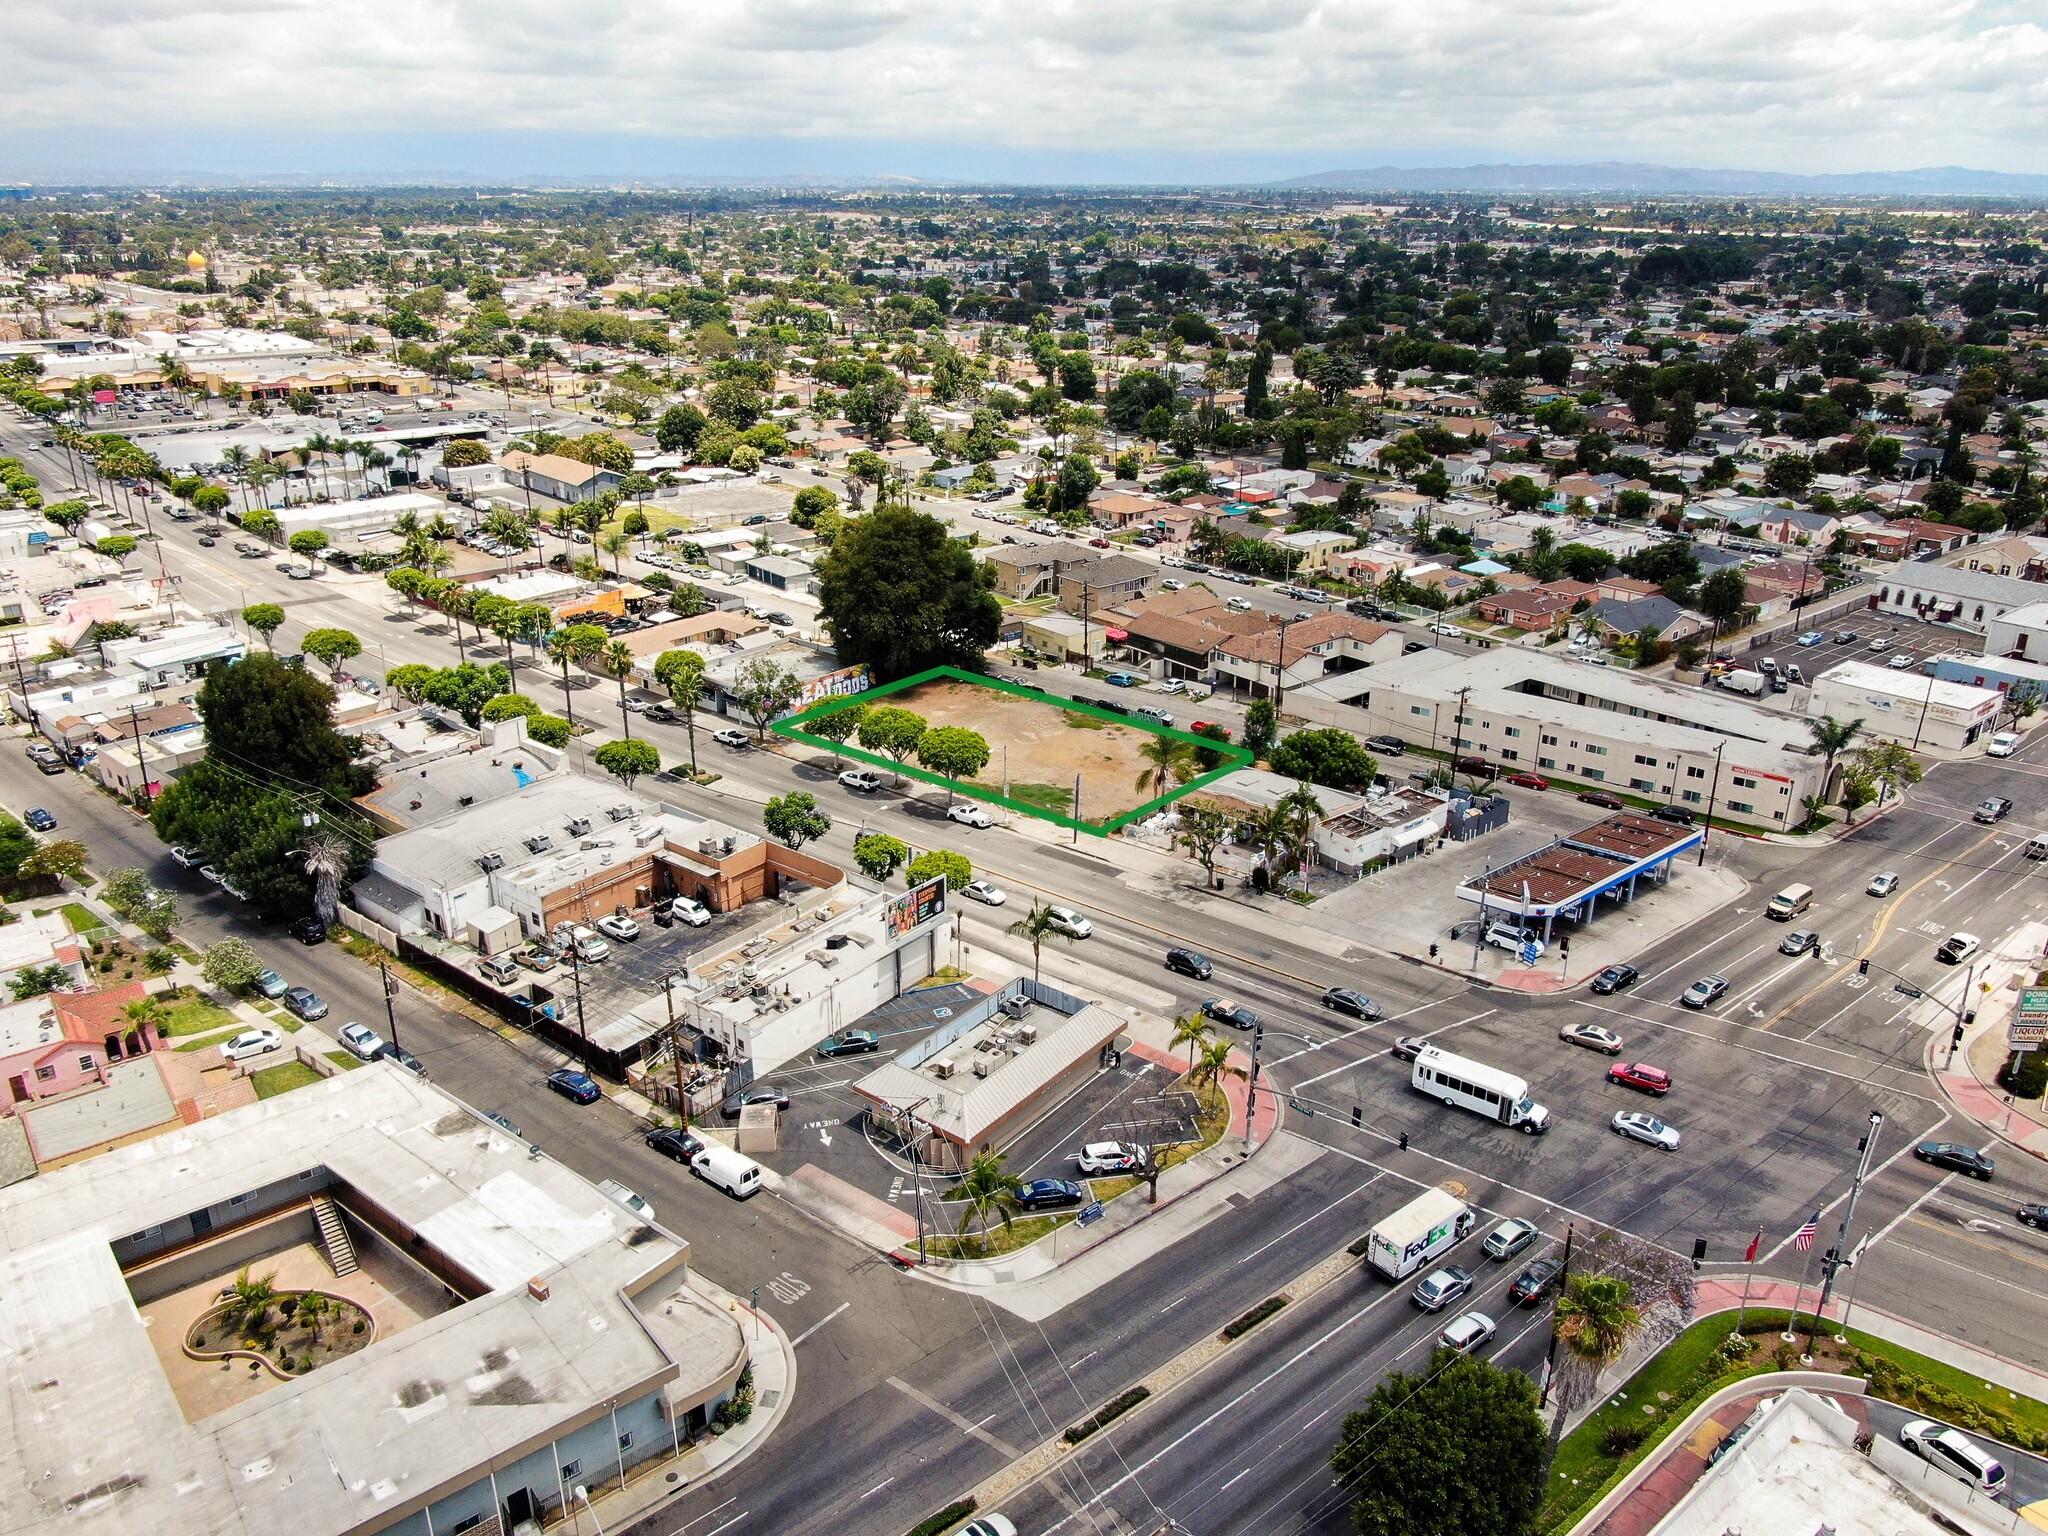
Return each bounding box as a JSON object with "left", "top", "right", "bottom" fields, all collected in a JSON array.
[
  {"left": 497, "top": 450, "right": 623, "bottom": 504},
  {"left": 1269, "top": 529, "right": 1353, "bottom": 574},
  {"left": 0, "top": 982, "right": 155, "bottom": 1113},
  {"left": 1088, "top": 491, "right": 1176, "bottom": 530},
  {"left": 1585, "top": 594, "right": 1708, "bottom": 645},
  {"left": 1054, "top": 553, "right": 1160, "bottom": 616},
  {"left": 1108, "top": 588, "right": 1269, "bottom": 682},
  {"left": 1471, "top": 588, "right": 1578, "bottom": 633},
  {"left": 1884, "top": 517, "right": 1977, "bottom": 557},
  {"left": 1756, "top": 506, "right": 1843, "bottom": 549},
  {"left": 1209, "top": 614, "right": 1403, "bottom": 698},
  {"left": 1950, "top": 535, "right": 2048, "bottom": 582},
  {"left": 984, "top": 540, "right": 1099, "bottom": 600}
]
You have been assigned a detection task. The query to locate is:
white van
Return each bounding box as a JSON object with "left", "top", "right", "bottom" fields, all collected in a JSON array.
[
  {"left": 690, "top": 1144, "right": 764, "bottom": 1200},
  {"left": 1766, "top": 884, "right": 1814, "bottom": 921}
]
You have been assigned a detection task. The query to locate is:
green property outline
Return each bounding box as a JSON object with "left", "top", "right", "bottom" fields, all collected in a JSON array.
[{"left": 771, "top": 665, "right": 1254, "bottom": 837}]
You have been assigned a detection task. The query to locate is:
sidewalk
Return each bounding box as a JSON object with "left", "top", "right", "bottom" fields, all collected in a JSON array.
[
  {"left": 572, "top": 1267, "right": 798, "bottom": 1534},
  {"left": 1924, "top": 921, "right": 2048, "bottom": 1164}
]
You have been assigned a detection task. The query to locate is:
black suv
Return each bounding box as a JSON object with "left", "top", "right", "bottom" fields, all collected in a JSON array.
[
  {"left": 1509, "top": 1255, "right": 1566, "bottom": 1305},
  {"left": 1165, "top": 948, "right": 1213, "bottom": 980}
]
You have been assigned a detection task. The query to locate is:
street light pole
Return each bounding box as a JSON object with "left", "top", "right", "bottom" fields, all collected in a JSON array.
[
  {"left": 1697, "top": 740, "right": 1725, "bottom": 865},
  {"left": 1806, "top": 1110, "right": 1882, "bottom": 1356}
]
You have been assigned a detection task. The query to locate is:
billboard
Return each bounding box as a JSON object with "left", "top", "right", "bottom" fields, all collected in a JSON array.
[
  {"left": 2011, "top": 987, "right": 2048, "bottom": 1050},
  {"left": 884, "top": 874, "right": 948, "bottom": 938}
]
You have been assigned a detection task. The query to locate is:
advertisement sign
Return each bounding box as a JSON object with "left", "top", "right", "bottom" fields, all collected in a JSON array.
[
  {"left": 2010, "top": 987, "right": 2048, "bottom": 1051},
  {"left": 883, "top": 874, "right": 948, "bottom": 938},
  {"left": 789, "top": 664, "right": 871, "bottom": 716}
]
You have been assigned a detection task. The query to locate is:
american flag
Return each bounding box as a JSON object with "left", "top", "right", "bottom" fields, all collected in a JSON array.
[{"left": 1792, "top": 1213, "right": 1821, "bottom": 1253}]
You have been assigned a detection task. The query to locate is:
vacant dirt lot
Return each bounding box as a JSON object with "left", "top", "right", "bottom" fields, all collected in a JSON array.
[{"left": 890, "top": 678, "right": 1170, "bottom": 821}]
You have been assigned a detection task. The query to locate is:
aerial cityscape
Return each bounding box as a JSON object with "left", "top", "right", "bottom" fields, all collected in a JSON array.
[{"left": 1, "top": 9, "right": 2046, "bottom": 1536}]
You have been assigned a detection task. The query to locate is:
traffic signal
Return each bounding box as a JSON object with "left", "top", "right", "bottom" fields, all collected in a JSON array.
[
  {"left": 1428, "top": 943, "right": 1439, "bottom": 959},
  {"left": 1858, "top": 958, "right": 1869, "bottom": 976},
  {"left": 1691, "top": 1236, "right": 1708, "bottom": 1271},
  {"left": 1953, "top": 1022, "right": 1966, "bottom": 1046},
  {"left": 1559, "top": 935, "right": 1570, "bottom": 957}
]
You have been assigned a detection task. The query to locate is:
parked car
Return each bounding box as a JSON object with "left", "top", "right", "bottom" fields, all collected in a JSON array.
[
  {"left": 711, "top": 728, "right": 750, "bottom": 748},
  {"left": 1046, "top": 906, "right": 1092, "bottom": 938},
  {"left": 838, "top": 769, "right": 883, "bottom": 793},
  {"left": 1321, "top": 987, "right": 1383, "bottom": 1020},
  {"left": 815, "top": 1029, "right": 880, "bottom": 1059},
  {"left": 1577, "top": 790, "right": 1625, "bottom": 809},
  {"left": 1560, "top": 1021, "right": 1624, "bottom": 1054},
  {"left": 1510, "top": 1255, "right": 1567, "bottom": 1305},
  {"left": 1411, "top": 1265, "right": 1474, "bottom": 1311},
  {"left": 1202, "top": 997, "right": 1259, "bottom": 1030},
  {"left": 1438, "top": 1310, "right": 1497, "bottom": 1354},
  {"left": 337, "top": 1022, "right": 386, "bottom": 1060},
  {"left": 1778, "top": 929, "right": 1820, "bottom": 957},
  {"left": 1935, "top": 932, "right": 1981, "bottom": 965},
  {"left": 1914, "top": 1141, "right": 1994, "bottom": 1180},
  {"left": 947, "top": 802, "right": 994, "bottom": 828},
  {"left": 1485, "top": 922, "right": 1545, "bottom": 957},
  {"left": 595, "top": 914, "right": 641, "bottom": 942},
  {"left": 1867, "top": 636, "right": 1891, "bottom": 653},
  {"left": 1590, "top": 964, "right": 1638, "bottom": 995},
  {"left": 646, "top": 1127, "right": 704, "bottom": 1163},
  {"left": 1680, "top": 975, "right": 1730, "bottom": 1009},
  {"left": 252, "top": 968, "right": 289, "bottom": 1000},
  {"left": 547, "top": 1068, "right": 602, "bottom": 1105},
  {"left": 198, "top": 863, "right": 226, "bottom": 884},
  {"left": 1867, "top": 871, "right": 1900, "bottom": 897},
  {"left": 1077, "top": 1141, "right": 1138, "bottom": 1175},
  {"left": 282, "top": 987, "right": 329, "bottom": 1022},
  {"left": 1795, "top": 630, "right": 1826, "bottom": 647},
  {"left": 23, "top": 807, "right": 57, "bottom": 831},
  {"left": 1651, "top": 804, "right": 1697, "bottom": 825},
  {"left": 289, "top": 916, "right": 326, "bottom": 945},
  {"left": 1482, "top": 1218, "right": 1540, "bottom": 1261},
  {"left": 1016, "top": 1179, "right": 1087, "bottom": 1211},
  {"left": 721, "top": 1083, "right": 790, "bottom": 1118},
  {"left": 1166, "top": 947, "right": 1214, "bottom": 980},
  {"left": 220, "top": 1027, "right": 285, "bottom": 1063},
  {"left": 960, "top": 879, "right": 1007, "bottom": 906},
  {"left": 1103, "top": 670, "right": 1144, "bottom": 687},
  {"left": 1898, "top": 1419, "right": 2008, "bottom": 1498},
  {"left": 1612, "top": 1110, "right": 1682, "bottom": 1150},
  {"left": 1504, "top": 771, "right": 1549, "bottom": 791},
  {"left": 1365, "top": 734, "right": 1406, "bottom": 755},
  {"left": 1607, "top": 1062, "right": 1673, "bottom": 1096}
]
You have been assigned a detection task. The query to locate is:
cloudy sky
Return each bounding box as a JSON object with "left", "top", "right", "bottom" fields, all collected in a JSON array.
[{"left": 5, "top": 0, "right": 2045, "bottom": 181}]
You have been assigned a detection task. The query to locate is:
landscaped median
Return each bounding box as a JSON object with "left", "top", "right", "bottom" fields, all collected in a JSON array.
[{"left": 1540, "top": 1307, "right": 2048, "bottom": 1534}]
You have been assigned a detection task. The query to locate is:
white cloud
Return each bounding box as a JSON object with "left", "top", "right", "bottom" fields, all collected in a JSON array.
[{"left": 3, "top": 0, "right": 2045, "bottom": 174}]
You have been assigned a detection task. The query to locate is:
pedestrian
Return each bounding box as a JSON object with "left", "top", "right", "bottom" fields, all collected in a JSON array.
[{"left": 1397, "top": 1131, "right": 1409, "bottom": 1152}]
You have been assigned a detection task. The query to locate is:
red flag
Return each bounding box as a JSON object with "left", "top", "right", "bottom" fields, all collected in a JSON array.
[{"left": 1744, "top": 1231, "right": 1760, "bottom": 1264}]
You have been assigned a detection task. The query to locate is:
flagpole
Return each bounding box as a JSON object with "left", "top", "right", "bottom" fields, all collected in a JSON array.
[
  {"left": 1732, "top": 1226, "right": 1761, "bottom": 1342},
  {"left": 1782, "top": 1221, "right": 1820, "bottom": 1344}
]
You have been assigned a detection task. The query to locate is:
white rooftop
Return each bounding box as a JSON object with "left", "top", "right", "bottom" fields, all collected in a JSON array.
[{"left": 1815, "top": 659, "right": 2003, "bottom": 713}]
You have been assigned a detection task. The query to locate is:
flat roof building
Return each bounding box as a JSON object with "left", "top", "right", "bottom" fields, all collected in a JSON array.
[
  {"left": 1811, "top": 660, "right": 2003, "bottom": 753},
  {"left": 0, "top": 1066, "right": 748, "bottom": 1536}
]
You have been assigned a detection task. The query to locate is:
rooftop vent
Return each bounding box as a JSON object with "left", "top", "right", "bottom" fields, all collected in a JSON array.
[
  {"left": 566, "top": 817, "right": 591, "bottom": 837},
  {"left": 477, "top": 853, "right": 504, "bottom": 872},
  {"left": 458, "top": 794, "right": 474, "bottom": 807},
  {"left": 524, "top": 835, "right": 551, "bottom": 854}
]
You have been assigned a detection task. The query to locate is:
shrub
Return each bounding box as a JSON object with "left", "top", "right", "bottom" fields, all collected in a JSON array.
[
  {"left": 1222, "top": 1297, "right": 1287, "bottom": 1340},
  {"left": 1771, "top": 1341, "right": 1801, "bottom": 1371},
  {"left": 1601, "top": 1420, "right": 1650, "bottom": 1456},
  {"left": 904, "top": 1500, "right": 977, "bottom": 1536},
  {"left": 1346, "top": 1232, "right": 1374, "bottom": 1258},
  {"left": 1064, "top": 1385, "right": 1150, "bottom": 1444}
]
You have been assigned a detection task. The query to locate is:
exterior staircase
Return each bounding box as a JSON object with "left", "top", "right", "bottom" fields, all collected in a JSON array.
[{"left": 311, "top": 1196, "right": 358, "bottom": 1278}]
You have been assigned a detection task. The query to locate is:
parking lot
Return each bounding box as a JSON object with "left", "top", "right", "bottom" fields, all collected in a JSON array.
[{"left": 1726, "top": 606, "right": 1985, "bottom": 671}]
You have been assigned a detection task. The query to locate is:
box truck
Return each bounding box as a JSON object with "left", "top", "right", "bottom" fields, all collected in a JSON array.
[{"left": 1364, "top": 1187, "right": 1476, "bottom": 1281}]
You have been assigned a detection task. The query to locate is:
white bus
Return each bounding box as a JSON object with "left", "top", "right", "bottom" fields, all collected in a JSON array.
[{"left": 1410, "top": 1045, "right": 1550, "bottom": 1134}]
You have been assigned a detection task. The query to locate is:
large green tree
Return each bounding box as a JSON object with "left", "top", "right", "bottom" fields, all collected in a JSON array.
[
  {"left": 763, "top": 790, "right": 831, "bottom": 851},
  {"left": 815, "top": 505, "right": 1000, "bottom": 681},
  {"left": 914, "top": 726, "right": 990, "bottom": 801},
  {"left": 1270, "top": 730, "right": 1377, "bottom": 791},
  {"left": 1329, "top": 1352, "right": 1546, "bottom": 1536}
]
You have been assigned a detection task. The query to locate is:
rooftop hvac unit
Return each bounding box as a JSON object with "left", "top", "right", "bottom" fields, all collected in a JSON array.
[
  {"left": 698, "top": 838, "right": 723, "bottom": 856},
  {"left": 930, "top": 1058, "right": 955, "bottom": 1080},
  {"left": 1014, "top": 1023, "right": 1037, "bottom": 1045},
  {"left": 477, "top": 853, "right": 504, "bottom": 872},
  {"left": 566, "top": 817, "right": 591, "bottom": 837},
  {"left": 607, "top": 805, "right": 633, "bottom": 822},
  {"left": 524, "top": 835, "right": 551, "bottom": 854},
  {"left": 971, "top": 1059, "right": 991, "bottom": 1078},
  {"left": 999, "top": 995, "right": 1032, "bottom": 1020},
  {"left": 722, "top": 837, "right": 736, "bottom": 856}
]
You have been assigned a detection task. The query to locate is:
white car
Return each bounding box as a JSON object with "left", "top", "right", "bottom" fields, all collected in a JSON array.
[
  {"left": 337, "top": 1022, "right": 388, "bottom": 1062},
  {"left": 1046, "top": 905, "right": 1092, "bottom": 938},
  {"left": 712, "top": 728, "right": 750, "bottom": 748},
  {"left": 1076, "top": 1141, "right": 1138, "bottom": 1174},
  {"left": 947, "top": 803, "right": 994, "bottom": 828},
  {"left": 1438, "top": 1310, "right": 1497, "bottom": 1355},
  {"left": 1612, "top": 1110, "right": 1682, "bottom": 1150},
  {"left": 960, "top": 880, "right": 1007, "bottom": 906},
  {"left": 169, "top": 845, "right": 204, "bottom": 868},
  {"left": 573, "top": 933, "right": 610, "bottom": 963},
  {"left": 1156, "top": 678, "right": 1188, "bottom": 695},
  {"left": 1987, "top": 732, "right": 2020, "bottom": 758},
  {"left": 595, "top": 914, "right": 640, "bottom": 942},
  {"left": 199, "top": 863, "right": 227, "bottom": 884},
  {"left": 664, "top": 896, "right": 712, "bottom": 927},
  {"left": 1898, "top": 1418, "right": 2008, "bottom": 1498},
  {"left": 838, "top": 769, "right": 883, "bottom": 792},
  {"left": 220, "top": 1027, "right": 284, "bottom": 1063},
  {"left": 1160, "top": 578, "right": 1185, "bottom": 591}
]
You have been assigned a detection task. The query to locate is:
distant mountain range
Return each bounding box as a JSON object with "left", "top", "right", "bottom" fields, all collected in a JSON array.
[{"left": 1277, "top": 162, "right": 2048, "bottom": 197}]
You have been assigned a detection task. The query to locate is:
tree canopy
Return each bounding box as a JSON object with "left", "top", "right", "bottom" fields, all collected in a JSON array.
[{"left": 815, "top": 505, "right": 1000, "bottom": 681}]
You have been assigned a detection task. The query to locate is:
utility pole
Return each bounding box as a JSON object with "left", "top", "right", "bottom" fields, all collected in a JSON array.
[
  {"left": 1806, "top": 1110, "right": 1882, "bottom": 1356},
  {"left": 1272, "top": 615, "right": 1295, "bottom": 715},
  {"left": 126, "top": 704, "right": 149, "bottom": 805},
  {"left": 1450, "top": 685, "right": 1472, "bottom": 785},
  {"left": 378, "top": 961, "right": 401, "bottom": 1049},
  {"left": 1538, "top": 1222, "right": 1574, "bottom": 1409},
  {"left": 1243, "top": 1022, "right": 1265, "bottom": 1153},
  {"left": 663, "top": 970, "right": 689, "bottom": 1126},
  {"left": 1697, "top": 739, "right": 1725, "bottom": 865}
]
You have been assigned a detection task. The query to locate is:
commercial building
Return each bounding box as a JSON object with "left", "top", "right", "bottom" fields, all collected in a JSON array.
[
  {"left": 273, "top": 491, "right": 446, "bottom": 543},
  {"left": 499, "top": 449, "right": 624, "bottom": 503},
  {"left": 850, "top": 975, "right": 1127, "bottom": 1174},
  {"left": 1870, "top": 562, "right": 2046, "bottom": 633},
  {"left": 1189, "top": 767, "right": 1453, "bottom": 876},
  {"left": 1301, "top": 646, "right": 1826, "bottom": 825},
  {"left": 1456, "top": 813, "right": 1701, "bottom": 939},
  {"left": 1811, "top": 660, "right": 2003, "bottom": 753},
  {"left": 0, "top": 1066, "right": 749, "bottom": 1536}
]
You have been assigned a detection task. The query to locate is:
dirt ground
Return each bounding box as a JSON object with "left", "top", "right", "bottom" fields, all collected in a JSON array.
[{"left": 891, "top": 678, "right": 1170, "bottom": 821}]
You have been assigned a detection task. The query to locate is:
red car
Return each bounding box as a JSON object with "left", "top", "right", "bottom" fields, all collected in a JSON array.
[
  {"left": 1578, "top": 790, "right": 1624, "bottom": 809},
  {"left": 1505, "top": 771, "right": 1550, "bottom": 791},
  {"left": 1607, "top": 1062, "right": 1672, "bottom": 1097},
  {"left": 1089, "top": 538, "right": 1111, "bottom": 548}
]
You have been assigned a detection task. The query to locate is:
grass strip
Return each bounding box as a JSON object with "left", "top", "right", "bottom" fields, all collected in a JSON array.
[{"left": 903, "top": 1498, "right": 977, "bottom": 1536}]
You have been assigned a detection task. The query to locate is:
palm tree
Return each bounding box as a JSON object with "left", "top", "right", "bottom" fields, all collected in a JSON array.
[
  {"left": 300, "top": 835, "right": 352, "bottom": 928},
  {"left": 601, "top": 640, "right": 638, "bottom": 737},
  {"left": 294, "top": 1289, "right": 332, "bottom": 1349},
  {"left": 221, "top": 444, "right": 252, "bottom": 511},
  {"left": 1134, "top": 735, "right": 1198, "bottom": 800},
  {"left": 1171, "top": 1011, "right": 1213, "bottom": 1069},
  {"left": 601, "top": 529, "right": 630, "bottom": 573},
  {"left": 1005, "top": 901, "right": 1071, "bottom": 987},
  {"left": 1548, "top": 1272, "right": 1642, "bottom": 1452},
  {"left": 545, "top": 630, "right": 589, "bottom": 729},
  {"left": 1805, "top": 714, "right": 1863, "bottom": 802},
  {"left": 951, "top": 1149, "right": 1024, "bottom": 1255},
  {"left": 1189, "top": 1037, "right": 1244, "bottom": 1108},
  {"left": 220, "top": 1267, "right": 279, "bottom": 1341},
  {"left": 302, "top": 433, "right": 335, "bottom": 500}
]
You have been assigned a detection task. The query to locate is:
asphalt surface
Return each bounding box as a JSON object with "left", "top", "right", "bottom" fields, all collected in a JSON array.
[{"left": 9, "top": 403, "right": 2048, "bottom": 1536}]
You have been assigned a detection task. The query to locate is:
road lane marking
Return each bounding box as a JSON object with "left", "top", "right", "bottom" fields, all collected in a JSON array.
[
  {"left": 1289, "top": 1010, "right": 1496, "bottom": 1089},
  {"left": 1218, "top": 1468, "right": 1251, "bottom": 1491},
  {"left": 789, "top": 1301, "right": 849, "bottom": 1347},
  {"left": 860, "top": 1477, "right": 894, "bottom": 1499},
  {"left": 887, "top": 1376, "right": 1022, "bottom": 1457}
]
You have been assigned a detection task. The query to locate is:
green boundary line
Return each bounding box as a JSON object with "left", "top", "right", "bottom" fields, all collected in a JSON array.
[{"left": 771, "top": 665, "right": 1254, "bottom": 838}]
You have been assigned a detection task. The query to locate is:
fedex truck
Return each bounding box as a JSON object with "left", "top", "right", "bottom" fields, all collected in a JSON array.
[{"left": 1365, "top": 1187, "right": 1476, "bottom": 1281}]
